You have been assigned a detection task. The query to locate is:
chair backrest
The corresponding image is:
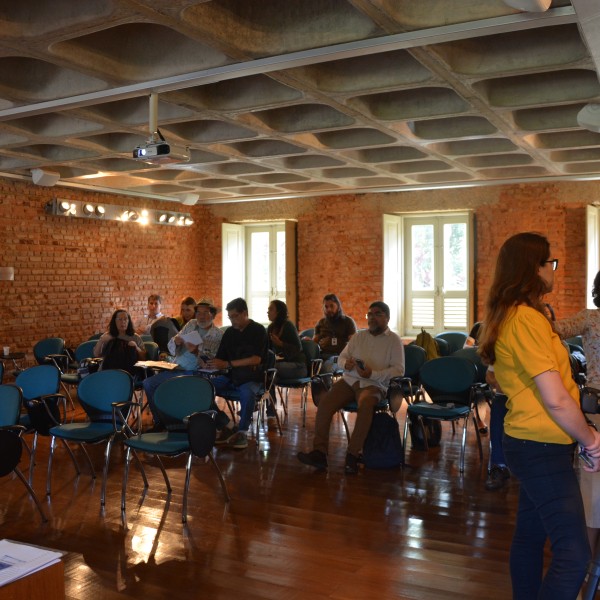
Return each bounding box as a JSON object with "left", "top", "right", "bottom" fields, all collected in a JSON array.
[
  {"left": 434, "top": 332, "right": 468, "bottom": 356},
  {"left": 0, "top": 384, "right": 22, "bottom": 427},
  {"left": 418, "top": 357, "right": 478, "bottom": 406},
  {"left": 144, "top": 341, "right": 160, "bottom": 360},
  {"left": 77, "top": 369, "right": 134, "bottom": 420},
  {"left": 154, "top": 376, "right": 215, "bottom": 425},
  {"left": 141, "top": 334, "right": 154, "bottom": 343},
  {"left": 565, "top": 335, "right": 583, "bottom": 349},
  {"left": 187, "top": 411, "right": 217, "bottom": 458},
  {"left": 451, "top": 347, "right": 487, "bottom": 383},
  {"left": 88, "top": 333, "right": 102, "bottom": 341},
  {"left": 15, "top": 364, "right": 61, "bottom": 400},
  {"left": 150, "top": 318, "right": 180, "bottom": 353},
  {"left": 299, "top": 328, "right": 314, "bottom": 339},
  {"left": 404, "top": 345, "right": 427, "bottom": 379},
  {"left": 0, "top": 361, "right": 4, "bottom": 384},
  {"left": 0, "top": 429, "right": 22, "bottom": 477},
  {"left": 33, "top": 337, "right": 66, "bottom": 364},
  {"left": 74, "top": 340, "right": 96, "bottom": 362},
  {"left": 301, "top": 339, "right": 320, "bottom": 362}
]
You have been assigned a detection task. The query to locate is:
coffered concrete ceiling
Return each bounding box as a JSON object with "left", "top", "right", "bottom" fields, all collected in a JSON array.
[{"left": 1, "top": 0, "right": 600, "bottom": 205}]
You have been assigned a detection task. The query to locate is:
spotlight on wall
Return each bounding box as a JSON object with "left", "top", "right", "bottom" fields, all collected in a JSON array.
[
  {"left": 31, "top": 168, "right": 60, "bottom": 187},
  {"left": 577, "top": 104, "right": 600, "bottom": 133},
  {"left": 46, "top": 198, "right": 192, "bottom": 227}
]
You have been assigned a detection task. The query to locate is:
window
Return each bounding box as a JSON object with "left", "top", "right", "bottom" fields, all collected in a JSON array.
[
  {"left": 222, "top": 222, "right": 296, "bottom": 325},
  {"left": 384, "top": 212, "right": 473, "bottom": 335}
]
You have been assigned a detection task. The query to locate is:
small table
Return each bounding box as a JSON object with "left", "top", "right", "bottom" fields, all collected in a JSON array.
[{"left": 0, "top": 352, "right": 26, "bottom": 374}]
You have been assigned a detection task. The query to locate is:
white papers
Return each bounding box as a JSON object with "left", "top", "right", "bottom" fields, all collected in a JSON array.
[
  {"left": 179, "top": 330, "right": 203, "bottom": 346},
  {"left": 0, "top": 539, "right": 62, "bottom": 587},
  {"left": 134, "top": 360, "right": 179, "bottom": 370}
]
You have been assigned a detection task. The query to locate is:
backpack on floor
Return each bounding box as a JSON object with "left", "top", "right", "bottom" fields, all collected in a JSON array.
[
  {"left": 408, "top": 413, "right": 442, "bottom": 450},
  {"left": 362, "top": 412, "right": 403, "bottom": 469}
]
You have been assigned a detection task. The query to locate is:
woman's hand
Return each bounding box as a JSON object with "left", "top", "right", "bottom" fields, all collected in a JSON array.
[{"left": 270, "top": 332, "right": 282, "bottom": 346}]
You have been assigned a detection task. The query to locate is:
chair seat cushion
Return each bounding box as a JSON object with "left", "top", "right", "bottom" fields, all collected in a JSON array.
[
  {"left": 49, "top": 422, "right": 114, "bottom": 443},
  {"left": 125, "top": 432, "right": 189, "bottom": 455},
  {"left": 277, "top": 377, "right": 311, "bottom": 388},
  {"left": 408, "top": 402, "right": 470, "bottom": 420}
]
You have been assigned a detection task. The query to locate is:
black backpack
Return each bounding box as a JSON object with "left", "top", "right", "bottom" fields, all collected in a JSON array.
[
  {"left": 362, "top": 412, "right": 403, "bottom": 470},
  {"left": 408, "top": 413, "right": 442, "bottom": 450},
  {"left": 101, "top": 338, "right": 138, "bottom": 376}
]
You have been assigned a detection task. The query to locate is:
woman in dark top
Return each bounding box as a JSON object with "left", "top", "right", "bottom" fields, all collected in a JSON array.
[
  {"left": 267, "top": 300, "right": 307, "bottom": 380},
  {"left": 93, "top": 309, "right": 146, "bottom": 375}
]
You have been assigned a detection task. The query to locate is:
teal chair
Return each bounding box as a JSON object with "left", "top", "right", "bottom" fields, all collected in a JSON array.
[
  {"left": 434, "top": 332, "right": 468, "bottom": 356},
  {"left": 276, "top": 340, "right": 322, "bottom": 427},
  {"left": 15, "top": 364, "right": 72, "bottom": 483},
  {"left": 60, "top": 340, "right": 97, "bottom": 387},
  {"left": 403, "top": 356, "right": 483, "bottom": 473},
  {"left": 121, "top": 376, "right": 228, "bottom": 523},
  {"left": 47, "top": 369, "right": 134, "bottom": 506}
]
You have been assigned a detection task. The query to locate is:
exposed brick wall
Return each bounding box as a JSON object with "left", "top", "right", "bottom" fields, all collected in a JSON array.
[
  {"left": 0, "top": 177, "right": 597, "bottom": 368},
  {"left": 0, "top": 180, "right": 205, "bottom": 363}
]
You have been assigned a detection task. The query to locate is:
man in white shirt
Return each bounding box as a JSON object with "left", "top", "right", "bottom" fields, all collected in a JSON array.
[{"left": 298, "top": 301, "right": 405, "bottom": 474}]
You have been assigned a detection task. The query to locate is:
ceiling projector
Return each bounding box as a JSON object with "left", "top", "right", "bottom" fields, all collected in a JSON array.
[{"left": 132, "top": 140, "right": 190, "bottom": 165}]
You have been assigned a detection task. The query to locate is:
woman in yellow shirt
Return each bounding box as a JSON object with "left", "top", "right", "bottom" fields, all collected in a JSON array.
[{"left": 479, "top": 232, "right": 600, "bottom": 599}]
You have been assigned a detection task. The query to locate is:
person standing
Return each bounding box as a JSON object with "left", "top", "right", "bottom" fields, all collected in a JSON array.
[
  {"left": 479, "top": 232, "right": 600, "bottom": 599},
  {"left": 555, "top": 270, "right": 600, "bottom": 559}
]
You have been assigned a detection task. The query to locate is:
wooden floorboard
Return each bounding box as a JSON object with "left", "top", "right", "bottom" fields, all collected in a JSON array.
[{"left": 0, "top": 393, "right": 520, "bottom": 599}]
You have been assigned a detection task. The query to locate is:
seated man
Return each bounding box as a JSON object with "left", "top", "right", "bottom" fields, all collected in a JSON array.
[
  {"left": 298, "top": 301, "right": 405, "bottom": 474},
  {"left": 206, "top": 297, "right": 267, "bottom": 450},
  {"left": 135, "top": 293, "right": 164, "bottom": 335},
  {"left": 313, "top": 294, "right": 356, "bottom": 373},
  {"left": 143, "top": 298, "right": 223, "bottom": 430}
]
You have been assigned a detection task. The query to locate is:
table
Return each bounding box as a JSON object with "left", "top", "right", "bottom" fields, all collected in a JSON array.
[
  {"left": 0, "top": 558, "right": 64, "bottom": 600},
  {"left": 0, "top": 352, "right": 26, "bottom": 374}
]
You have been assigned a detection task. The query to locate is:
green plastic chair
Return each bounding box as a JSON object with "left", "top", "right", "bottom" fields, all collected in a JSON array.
[
  {"left": 121, "top": 375, "right": 228, "bottom": 523},
  {"left": 47, "top": 369, "right": 134, "bottom": 505}
]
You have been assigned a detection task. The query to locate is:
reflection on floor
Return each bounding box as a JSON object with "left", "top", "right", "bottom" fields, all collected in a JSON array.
[{"left": 1, "top": 391, "right": 518, "bottom": 599}]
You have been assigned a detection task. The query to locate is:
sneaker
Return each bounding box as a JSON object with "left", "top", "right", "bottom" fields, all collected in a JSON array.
[
  {"left": 215, "top": 426, "right": 238, "bottom": 445},
  {"left": 485, "top": 465, "right": 510, "bottom": 491},
  {"left": 345, "top": 453, "right": 359, "bottom": 475},
  {"left": 297, "top": 450, "right": 328, "bottom": 470},
  {"left": 228, "top": 431, "right": 248, "bottom": 450}
]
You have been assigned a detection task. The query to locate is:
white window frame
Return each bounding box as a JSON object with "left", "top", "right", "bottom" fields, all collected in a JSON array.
[{"left": 383, "top": 211, "right": 474, "bottom": 336}]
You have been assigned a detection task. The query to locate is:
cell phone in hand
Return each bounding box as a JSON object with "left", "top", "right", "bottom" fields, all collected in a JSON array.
[
  {"left": 579, "top": 446, "right": 594, "bottom": 468},
  {"left": 355, "top": 359, "right": 365, "bottom": 370}
]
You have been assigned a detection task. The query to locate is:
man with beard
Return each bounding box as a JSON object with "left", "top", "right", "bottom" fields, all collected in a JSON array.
[
  {"left": 143, "top": 298, "right": 223, "bottom": 430},
  {"left": 313, "top": 293, "right": 357, "bottom": 373},
  {"left": 298, "top": 301, "right": 405, "bottom": 474}
]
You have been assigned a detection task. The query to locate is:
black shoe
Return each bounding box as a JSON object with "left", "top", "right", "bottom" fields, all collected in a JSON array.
[
  {"left": 345, "top": 453, "right": 359, "bottom": 475},
  {"left": 485, "top": 465, "right": 510, "bottom": 491},
  {"left": 297, "top": 450, "right": 328, "bottom": 470}
]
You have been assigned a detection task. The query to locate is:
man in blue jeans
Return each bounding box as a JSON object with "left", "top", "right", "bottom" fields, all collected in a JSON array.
[{"left": 206, "top": 297, "right": 267, "bottom": 450}]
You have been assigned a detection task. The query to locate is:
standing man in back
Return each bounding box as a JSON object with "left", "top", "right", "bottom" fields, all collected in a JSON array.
[{"left": 313, "top": 293, "right": 357, "bottom": 373}]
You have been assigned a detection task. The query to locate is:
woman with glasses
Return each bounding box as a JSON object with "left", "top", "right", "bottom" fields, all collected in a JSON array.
[
  {"left": 479, "top": 232, "right": 600, "bottom": 599},
  {"left": 555, "top": 270, "right": 600, "bottom": 567}
]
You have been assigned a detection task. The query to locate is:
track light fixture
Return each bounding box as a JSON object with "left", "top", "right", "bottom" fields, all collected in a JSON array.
[{"left": 45, "top": 198, "right": 193, "bottom": 226}]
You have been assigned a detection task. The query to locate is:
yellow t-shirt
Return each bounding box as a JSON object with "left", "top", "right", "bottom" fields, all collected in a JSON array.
[{"left": 494, "top": 305, "right": 579, "bottom": 444}]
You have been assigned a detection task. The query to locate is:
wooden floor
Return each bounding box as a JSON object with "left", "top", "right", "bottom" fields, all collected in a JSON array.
[{"left": 1, "top": 393, "right": 519, "bottom": 599}]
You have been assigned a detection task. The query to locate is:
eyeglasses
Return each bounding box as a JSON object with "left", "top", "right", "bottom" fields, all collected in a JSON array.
[
  {"left": 543, "top": 259, "right": 559, "bottom": 271},
  {"left": 366, "top": 312, "right": 386, "bottom": 318}
]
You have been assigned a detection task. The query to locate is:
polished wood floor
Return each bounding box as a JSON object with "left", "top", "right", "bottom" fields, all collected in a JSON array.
[{"left": 1, "top": 393, "right": 519, "bottom": 599}]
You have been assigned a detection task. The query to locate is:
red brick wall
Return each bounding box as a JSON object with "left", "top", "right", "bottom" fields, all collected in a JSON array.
[
  {"left": 0, "top": 178, "right": 597, "bottom": 367},
  {"left": 0, "top": 180, "right": 206, "bottom": 362}
]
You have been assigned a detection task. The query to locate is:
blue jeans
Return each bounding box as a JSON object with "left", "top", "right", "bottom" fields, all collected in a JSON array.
[
  {"left": 490, "top": 394, "right": 508, "bottom": 466},
  {"left": 503, "top": 434, "right": 590, "bottom": 599},
  {"left": 211, "top": 375, "right": 261, "bottom": 433}
]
